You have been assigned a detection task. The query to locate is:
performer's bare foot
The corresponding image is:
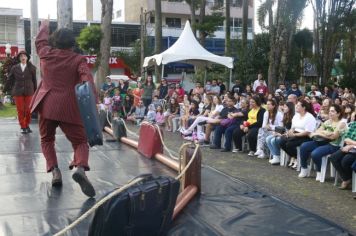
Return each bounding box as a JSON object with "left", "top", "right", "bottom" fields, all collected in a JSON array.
[
  {"left": 52, "top": 167, "right": 62, "bottom": 187},
  {"left": 72, "top": 166, "right": 96, "bottom": 197}
]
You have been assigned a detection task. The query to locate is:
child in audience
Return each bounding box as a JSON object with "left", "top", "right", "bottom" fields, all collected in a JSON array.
[
  {"left": 155, "top": 105, "right": 165, "bottom": 125},
  {"left": 145, "top": 104, "right": 156, "bottom": 123}
]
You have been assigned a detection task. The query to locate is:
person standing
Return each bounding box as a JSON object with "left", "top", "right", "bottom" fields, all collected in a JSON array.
[
  {"left": 30, "top": 20, "right": 96, "bottom": 197},
  {"left": 5, "top": 51, "right": 37, "bottom": 134},
  {"left": 141, "top": 76, "right": 155, "bottom": 109}
]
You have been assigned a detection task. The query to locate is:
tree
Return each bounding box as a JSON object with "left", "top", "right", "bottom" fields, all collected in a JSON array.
[
  {"left": 258, "top": 0, "right": 307, "bottom": 90},
  {"left": 310, "top": 0, "right": 355, "bottom": 84},
  {"left": 57, "top": 0, "right": 73, "bottom": 29},
  {"left": 224, "top": 0, "right": 231, "bottom": 56},
  {"left": 154, "top": 0, "right": 162, "bottom": 80},
  {"left": 76, "top": 25, "right": 102, "bottom": 55},
  {"left": 96, "top": 0, "right": 113, "bottom": 91}
]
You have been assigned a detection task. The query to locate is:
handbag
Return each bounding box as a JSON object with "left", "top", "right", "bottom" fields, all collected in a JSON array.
[
  {"left": 88, "top": 174, "right": 180, "bottom": 236},
  {"left": 220, "top": 118, "right": 235, "bottom": 127},
  {"left": 274, "top": 126, "right": 286, "bottom": 134},
  {"left": 75, "top": 82, "right": 103, "bottom": 147},
  {"left": 312, "top": 135, "right": 330, "bottom": 143}
]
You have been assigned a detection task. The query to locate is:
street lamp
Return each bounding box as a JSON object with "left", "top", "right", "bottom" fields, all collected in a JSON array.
[{"left": 5, "top": 43, "right": 11, "bottom": 56}]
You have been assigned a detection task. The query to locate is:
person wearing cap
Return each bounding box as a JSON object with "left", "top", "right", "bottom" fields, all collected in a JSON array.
[
  {"left": 5, "top": 50, "right": 37, "bottom": 134},
  {"left": 30, "top": 20, "right": 97, "bottom": 198}
]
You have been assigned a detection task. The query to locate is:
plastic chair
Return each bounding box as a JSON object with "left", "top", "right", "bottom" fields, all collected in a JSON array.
[
  {"left": 307, "top": 155, "right": 336, "bottom": 183},
  {"left": 352, "top": 171, "right": 356, "bottom": 193}
]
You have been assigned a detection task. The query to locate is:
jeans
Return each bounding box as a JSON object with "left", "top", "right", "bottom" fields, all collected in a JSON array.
[
  {"left": 224, "top": 124, "right": 238, "bottom": 151},
  {"left": 300, "top": 141, "right": 340, "bottom": 171},
  {"left": 266, "top": 135, "right": 282, "bottom": 156},
  {"left": 330, "top": 150, "right": 356, "bottom": 181}
]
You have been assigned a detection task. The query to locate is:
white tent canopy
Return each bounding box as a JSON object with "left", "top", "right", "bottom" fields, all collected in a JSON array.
[{"left": 143, "top": 21, "right": 234, "bottom": 69}]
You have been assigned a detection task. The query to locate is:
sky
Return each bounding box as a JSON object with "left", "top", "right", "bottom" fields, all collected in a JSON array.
[{"left": 0, "top": 0, "right": 314, "bottom": 33}]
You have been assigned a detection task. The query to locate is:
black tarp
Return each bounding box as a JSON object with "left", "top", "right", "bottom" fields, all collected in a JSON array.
[{"left": 0, "top": 120, "right": 351, "bottom": 236}]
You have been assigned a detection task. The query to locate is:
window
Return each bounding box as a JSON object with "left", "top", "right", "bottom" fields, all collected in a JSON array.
[{"left": 166, "top": 18, "right": 181, "bottom": 28}]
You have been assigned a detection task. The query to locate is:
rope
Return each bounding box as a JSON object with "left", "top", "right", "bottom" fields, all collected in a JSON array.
[
  {"left": 53, "top": 176, "right": 145, "bottom": 236},
  {"left": 140, "top": 121, "right": 180, "bottom": 160},
  {"left": 53, "top": 141, "right": 200, "bottom": 236}
]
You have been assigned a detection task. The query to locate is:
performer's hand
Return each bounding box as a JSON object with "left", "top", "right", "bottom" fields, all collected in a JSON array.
[{"left": 41, "top": 19, "right": 50, "bottom": 28}]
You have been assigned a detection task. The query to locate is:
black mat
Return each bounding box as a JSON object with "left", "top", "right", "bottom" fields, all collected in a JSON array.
[{"left": 0, "top": 120, "right": 351, "bottom": 236}]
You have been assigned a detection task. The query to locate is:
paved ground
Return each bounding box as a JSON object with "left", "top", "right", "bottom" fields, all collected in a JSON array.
[{"left": 124, "top": 123, "right": 356, "bottom": 235}]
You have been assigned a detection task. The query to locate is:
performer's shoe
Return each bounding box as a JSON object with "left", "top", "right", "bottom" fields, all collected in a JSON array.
[
  {"left": 52, "top": 167, "right": 63, "bottom": 187},
  {"left": 26, "top": 127, "right": 32, "bottom": 133},
  {"left": 20, "top": 128, "right": 28, "bottom": 134},
  {"left": 72, "top": 167, "right": 96, "bottom": 198}
]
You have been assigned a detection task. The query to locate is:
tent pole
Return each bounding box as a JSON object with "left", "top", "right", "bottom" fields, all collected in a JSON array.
[
  {"left": 229, "top": 68, "right": 232, "bottom": 90},
  {"left": 161, "top": 64, "right": 165, "bottom": 80},
  {"left": 204, "top": 68, "right": 207, "bottom": 86}
]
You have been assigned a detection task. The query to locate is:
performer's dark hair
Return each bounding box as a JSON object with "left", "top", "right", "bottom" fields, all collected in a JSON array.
[{"left": 49, "top": 28, "right": 75, "bottom": 49}]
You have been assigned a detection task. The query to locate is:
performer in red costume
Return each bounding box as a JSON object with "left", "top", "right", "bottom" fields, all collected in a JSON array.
[
  {"left": 5, "top": 51, "right": 37, "bottom": 134},
  {"left": 30, "top": 20, "right": 97, "bottom": 197}
]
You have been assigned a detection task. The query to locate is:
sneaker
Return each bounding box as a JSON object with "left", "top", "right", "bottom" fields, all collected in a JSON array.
[
  {"left": 52, "top": 167, "right": 62, "bottom": 187},
  {"left": 26, "top": 127, "right": 32, "bottom": 133},
  {"left": 315, "top": 172, "right": 321, "bottom": 182},
  {"left": 209, "top": 145, "right": 220, "bottom": 150},
  {"left": 232, "top": 148, "right": 239, "bottom": 153},
  {"left": 257, "top": 154, "right": 267, "bottom": 159},
  {"left": 72, "top": 167, "right": 96, "bottom": 197},
  {"left": 254, "top": 150, "right": 262, "bottom": 156},
  {"left": 20, "top": 128, "right": 28, "bottom": 134},
  {"left": 247, "top": 151, "right": 254, "bottom": 156},
  {"left": 270, "top": 156, "right": 280, "bottom": 165},
  {"left": 182, "top": 129, "right": 192, "bottom": 136},
  {"left": 298, "top": 168, "right": 308, "bottom": 178}
]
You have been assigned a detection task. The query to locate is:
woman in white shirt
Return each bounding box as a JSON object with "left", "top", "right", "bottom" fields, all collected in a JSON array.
[
  {"left": 279, "top": 100, "right": 317, "bottom": 169},
  {"left": 182, "top": 95, "right": 223, "bottom": 135},
  {"left": 254, "top": 99, "right": 284, "bottom": 158}
]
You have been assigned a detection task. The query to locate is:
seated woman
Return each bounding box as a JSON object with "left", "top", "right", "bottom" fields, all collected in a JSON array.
[
  {"left": 180, "top": 101, "right": 200, "bottom": 130},
  {"left": 164, "top": 97, "right": 180, "bottom": 131},
  {"left": 279, "top": 100, "right": 316, "bottom": 169},
  {"left": 299, "top": 104, "right": 346, "bottom": 180},
  {"left": 181, "top": 95, "right": 223, "bottom": 135},
  {"left": 330, "top": 121, "right": 356, "bottom": 190},
  {"left": 254, "top": 99, "right": 284, "bottom": 159},
  {"left": 266, "top": 102, "right": 295, "bottom": 165},
  {"left": 232, "top": 96, "right": 266, "bottom": 155},
  {"left": 126, "top": 100, "right": 146, "bottom": 125}
]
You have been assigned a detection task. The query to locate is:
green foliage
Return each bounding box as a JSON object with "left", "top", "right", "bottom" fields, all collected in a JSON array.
[
  {"left": 112, "top": 39, "right": 153, "bottom": 76},
  {"left": 76, "top": 25, "right": 102, "bottom": 55},
  {"left": 0, "top": 57, "right": 17, "bottom": 93},
  {"left": 195, "top": 13, "right": 224, "bottom": 38},
  {"left": 0, "top": 104, "right": 17, "bottom": 117},
  {"left": 294, "top": 28, "right": 313, "bottom": 57},
  {"left": 233, "top": 33, "right": 270, "bottom": 84}
]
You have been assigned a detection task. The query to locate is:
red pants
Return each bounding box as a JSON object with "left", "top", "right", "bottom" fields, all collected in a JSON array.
[
  {"left": 39, "top": 116, "right": 90, "bottom": 172},
  {"left": 14, "top": 95, "right": 32, "bottom": 129}
]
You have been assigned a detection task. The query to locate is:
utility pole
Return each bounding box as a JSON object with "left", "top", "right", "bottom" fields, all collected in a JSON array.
[
  {"left": 30, "top": 0, "right": 40, "bottom": 83},
  {"left": 140, "top": 7, "right": 144, "bottom": 77},
  {"left": 57, "top": 0, "right": 73, "bottom": 29}
]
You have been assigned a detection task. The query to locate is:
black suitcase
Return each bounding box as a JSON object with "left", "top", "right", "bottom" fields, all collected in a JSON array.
[
  {"left": 75, "top": 82, "right": 103, "bottom": 147},
  {"left": 88, "top": 174, "right": 180, "bottom": 236},
  {"left": 112, "top": 117, "right": 127, "bottom": 140}
]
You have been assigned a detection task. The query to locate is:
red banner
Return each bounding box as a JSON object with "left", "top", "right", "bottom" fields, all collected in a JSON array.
[
  {"left": 84, "top": 55, "right": 133, "bottom": 78},
  {"left": 0, "top": 46, "right": 19, "bottom": 60}
]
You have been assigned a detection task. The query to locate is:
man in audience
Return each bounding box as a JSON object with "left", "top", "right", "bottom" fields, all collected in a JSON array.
[
  {"left": 207, "top": 79, "right": 221, "bottom": 96},
  {"left": 287, "top": 83, "right": 302, "bottom": 97},
  {"left": 253, "top": 73, "right": 267, "bottom": 91},
  {"left": 231, "top": 79, "right": 245, "bottom": 95}
]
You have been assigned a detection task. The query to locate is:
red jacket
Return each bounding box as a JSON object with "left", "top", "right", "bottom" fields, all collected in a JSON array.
[{"left": 30, "top": 24, "right": 96, "bottom": 125}]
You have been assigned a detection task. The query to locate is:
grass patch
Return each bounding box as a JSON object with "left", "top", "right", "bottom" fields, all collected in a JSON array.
[{"left": 0, "top": 103, "right": 17, "bottom": 118}]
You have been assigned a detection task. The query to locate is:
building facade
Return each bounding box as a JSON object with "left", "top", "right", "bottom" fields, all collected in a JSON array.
[{"left": 0, "top": 8, "right": 25, "bottom": 59}]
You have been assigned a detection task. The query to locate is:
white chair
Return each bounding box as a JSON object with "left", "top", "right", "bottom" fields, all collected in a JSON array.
[
  {"left": 280, "top": 149, "right": 290, "bottom": 167},
  {"left": 307, "top": 155, "right": 336, "bottom": 183},
  {"left": 172, "top": 116, "right": 180, "bottom": 132}
]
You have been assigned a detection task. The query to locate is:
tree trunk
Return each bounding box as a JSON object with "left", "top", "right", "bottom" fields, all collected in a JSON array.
[
  {"left": 57, "top": 0, "right": 73, "bottom": 29},
  {"left": 154, "top": 0, "right": 162, "bottom": 81},
  {"left": 198, "top": 0, "right": 206, "bottom": 46},
  {"left": 224, "top": 0, "right": 231, "bottom": 56},
  {"left": 242, "top": 0, "right": 248, "bottom": 47},
  {"left": 188, "top": 0, "right": 197, "bottom": 36},
  {"left": 96, "top": 0, "right": 113, "bottom": 92}
]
